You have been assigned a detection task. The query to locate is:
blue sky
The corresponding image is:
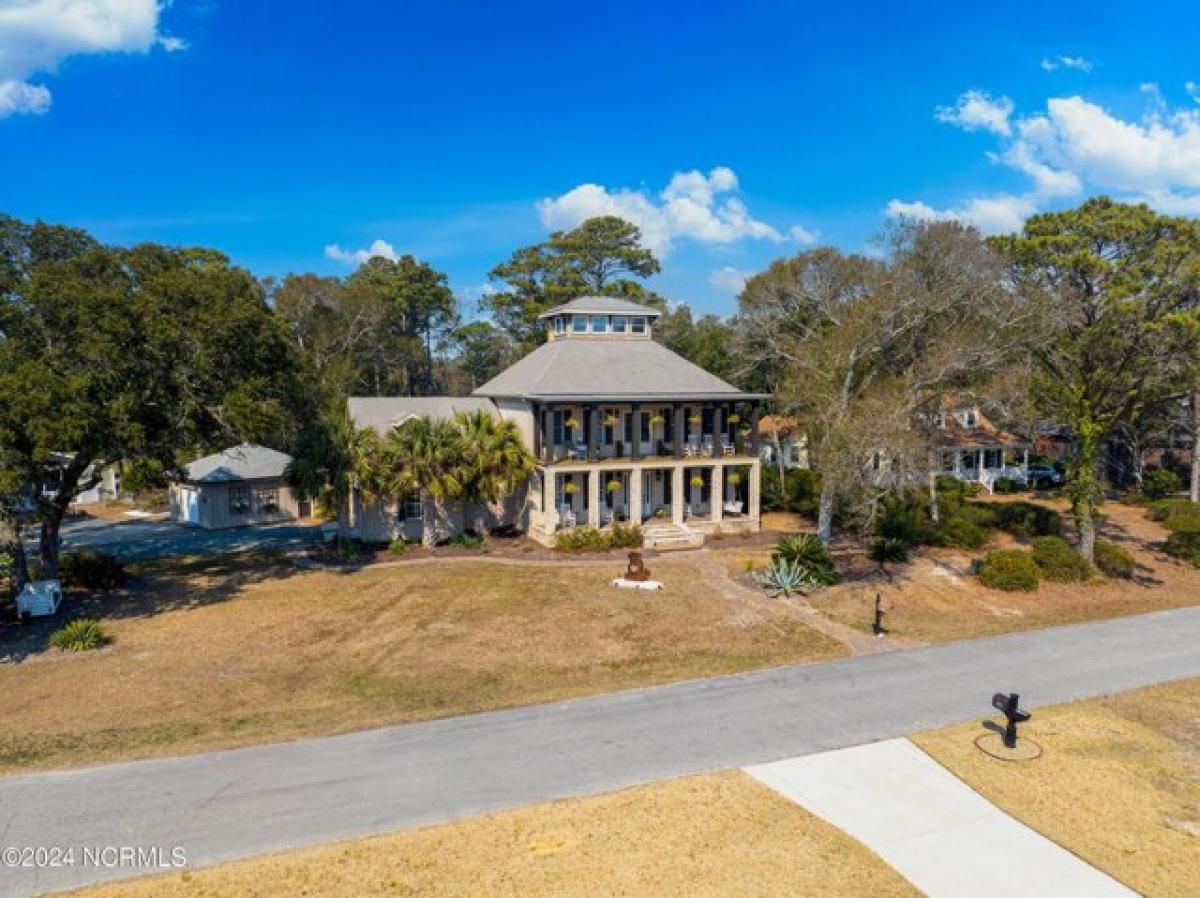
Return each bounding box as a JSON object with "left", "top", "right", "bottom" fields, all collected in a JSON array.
[{"left": 3, "top": 1, "right": 1200, "bottom": 317}]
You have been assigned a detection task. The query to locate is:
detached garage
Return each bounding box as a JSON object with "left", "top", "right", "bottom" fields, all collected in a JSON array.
[{"left": 169, "top": 444, "right": 306, "bottom": 529}]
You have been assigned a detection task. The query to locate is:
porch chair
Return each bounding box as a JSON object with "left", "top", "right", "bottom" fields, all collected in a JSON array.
[
  {"left": 559, "top": 507, "right": 576, "bottom": 528},
  {"left": 723, "top": 500, "right": 744, "bottom": 516}
]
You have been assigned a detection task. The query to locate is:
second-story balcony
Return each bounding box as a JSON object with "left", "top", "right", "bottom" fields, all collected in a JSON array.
[{"left": 532, "top": 400, "right": 762, "bottom": 466}]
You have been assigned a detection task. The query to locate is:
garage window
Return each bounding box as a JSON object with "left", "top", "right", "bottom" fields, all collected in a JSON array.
[{"left": 229, "top": 486, "right": 251, "bottom": 515}]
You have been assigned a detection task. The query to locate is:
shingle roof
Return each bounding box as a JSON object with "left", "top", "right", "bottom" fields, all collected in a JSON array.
[
  {"left": 473, "top": 338, "right": 764, "bottom": 401},
  {"left": 347, "top": 397, "right": 498, "bottom": 436},
  {"left": 185, "top": 444, "right": 293, "bottom": 483},
  {"left": 537, "top": 295, "right": 663, "bottom": 319}
]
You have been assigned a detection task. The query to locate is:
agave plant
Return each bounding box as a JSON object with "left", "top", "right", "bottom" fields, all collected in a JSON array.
[
  {"left": 755, "top": 558, "right": 817, "bottom": 598},
  {"left": 772, "top": 533, "right": 839, "bottom": 586}
]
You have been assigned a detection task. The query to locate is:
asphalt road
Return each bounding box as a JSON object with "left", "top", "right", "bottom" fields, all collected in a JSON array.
[
  {"left": 45, "top": 518, "right": 329, "bottom": 561},
  {"left": 3, "top": 606, "right": 1199, "bottom": 896}
]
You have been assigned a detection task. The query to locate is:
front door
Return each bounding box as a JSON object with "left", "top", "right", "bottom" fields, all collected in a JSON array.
[{"left": 643, "top": 472, "right": 653, "bottom": 517}]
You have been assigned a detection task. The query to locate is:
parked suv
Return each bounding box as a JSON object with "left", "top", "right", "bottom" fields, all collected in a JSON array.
[{"left": 1026, "top": 465, "right": 1064, "bottom": 489}]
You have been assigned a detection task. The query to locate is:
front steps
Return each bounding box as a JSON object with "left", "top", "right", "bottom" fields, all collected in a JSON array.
[{"left": 642, "top": 521, "right": 705, "bottom": 551}]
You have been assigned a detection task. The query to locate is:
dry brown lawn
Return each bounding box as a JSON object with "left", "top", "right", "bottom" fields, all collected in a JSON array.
[
  {"left": 0, "top": 554, "right": 842, "bottom": 773},
  {"left": 810, "top": 499, "right": 1200, "bottom": 643},
  {"left": 915, "top": 678, "right": 1200, "bottom": 898},
  {"left": 63, "top": 772, "right": 919, "bottom": 898}
]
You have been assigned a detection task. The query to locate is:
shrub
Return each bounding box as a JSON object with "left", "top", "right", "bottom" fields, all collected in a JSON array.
[
  {"left": 387, "top": 538, "right": 409, "bottom": 555},
  {"left": 1093, "top": 540, "right": 1135, "bottom": 579},
  {"left": 755, "top": 558, "right": 820, "bottom": 597},
  {"left": 58, "top": 550, "right": 126, "bottom": 590},
  {"left": 935, "top": 474, "right": 967, "bottom": 495},
  {"left": 49, "top": 619, "right": 109, "bottom": 652},
  {"left": 1146, "top": 498, "right": 1194, "bottom": 522},
  {"left": 990, "top": 501, "right": 1063, "bottom": 539},
  {"left": 875, "top": 492, "right": 938, "bottom": 546},
  {"left": 1142, "top": 467, "right": 1182, "bottom": 500},
  {"left": 330, "top": 535, "right": 363, "bottom": 561},
  {"left": 761, "top": 468, "right": 821, "bottom": 515},
  {"left": 993, "top": 477, "right": 1021, "bottom": 494},
  {"left": 772, "top": 533, "right": 838, "bottom": 585},
  {"left": 868, "top": 537, "right": 910, "bottom": 564},
  {"left": 960, "top": 482, "right": 983, "bottom": 498},
  {"left": 1163, "top": 504, "right": 1200, "bottom": 561},
  {"left": 449, "top": 531, "right": 483, "bottom": 549},
  {"left": 978, "top": 549, "right": 1041, "bottom": 591},
  {"left": 935, "top": 516, "right": 989, "bottom": 550},
  {"left": 1031, "top": 536, "right": 1092, "bottom": 582},
  {"left": 609, "top": 522, "right": 643, "bottom": 549}
]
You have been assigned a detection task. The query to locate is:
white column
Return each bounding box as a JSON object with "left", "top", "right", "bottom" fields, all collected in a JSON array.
[
  {"left": 711, "top": 465, "right": 724, "bottom": 523},
  {"left": 629, "top": 468, "right": 643, "bottom": 525},
  {"left": 749, "top": 461, "right": 761, "bottom": 521},
  {"left": 587, "top": 469, "right": 600, "bottom": 526},
  {"left": 672, "top": 466, "right": 684, "bottom": 524}
]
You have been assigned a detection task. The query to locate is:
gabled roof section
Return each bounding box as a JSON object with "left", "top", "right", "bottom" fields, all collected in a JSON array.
[
  {"left": 472, "top": 338, "right": 766, "bottom": 402},
  {"left": 347, "top": 397, "right": 497, "bottom": 436},
  {"left": 185, "top": 444, "right": 293, "bottom": 483},
  {"left": 536, "top": 295, "right": 662, "bottom": 320}
]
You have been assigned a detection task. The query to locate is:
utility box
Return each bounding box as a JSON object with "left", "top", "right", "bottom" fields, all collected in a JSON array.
[{"left": 16, "top": 580, "right": 62, "bottom": 620}]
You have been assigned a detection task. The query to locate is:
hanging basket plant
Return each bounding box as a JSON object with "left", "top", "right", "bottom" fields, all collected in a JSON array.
[
  {"left": 562, "top": 482, "right": 579, "bottom": 495},
  {"left": 727, "top": 413, "right": 741, "bottom": 424},
  {"left": 564, "top": 417, "right": 580, "bottom": 431},
  {"left": 606, "top": 479, "right": 622, "bottom": 493},
  {"left": 649, "top": 414, "right": 665, "bottom": 426},
  {"left": 602, "top": 414, "right": 619, "bottom": 428},
  {"left": 690, "top": 475, "right": 705, "bottom": 488},
  {"left": 727, "top": 472, "right": 743, "bottom": 486},
  {"left": 688, "top": 414, "right": 702, "bottom": 426}
]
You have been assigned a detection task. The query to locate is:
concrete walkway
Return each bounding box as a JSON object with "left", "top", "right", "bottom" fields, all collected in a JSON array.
[
  {"left": 747, "top": 739, "right": 1134, "bottom": 898},
  {"left": 3, "top": 606, "right": 1198, "bottom": 897}
]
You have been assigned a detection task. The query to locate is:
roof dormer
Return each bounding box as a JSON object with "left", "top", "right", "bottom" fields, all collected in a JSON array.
[{"left": 538, "top": 296, "right": 661, "bottom": 341}]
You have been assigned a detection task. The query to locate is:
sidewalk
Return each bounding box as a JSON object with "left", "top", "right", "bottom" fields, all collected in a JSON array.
[{"left": 746, "top": 738, "right": 1134, "bottom": 898}]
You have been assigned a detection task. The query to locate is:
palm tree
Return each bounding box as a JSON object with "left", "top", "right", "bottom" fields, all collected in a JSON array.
[
  {"left": 387, "top": 416, "right": 466, "bottom": 546},
  {"left": 288, "top": 414, "right": 385, "bottom": 527},
  {"left": 455, "top": 410, "right": 535, "bottom": 505}
]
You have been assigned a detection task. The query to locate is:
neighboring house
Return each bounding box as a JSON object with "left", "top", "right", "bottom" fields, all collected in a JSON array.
[
  {"left": 756, "top": 416, "right": 808, "bottom": 470},
  {"left": 38, "top": 453, "right": 120, "bottom": 507},
  {"left": 346, "top": 296, "right": 768, "bottom": 548},
  {"left": 933, "top": 402, "right": 1031, "bottom": 492},
  {"left": 169, "top": 444, "right": 306, "bottom": 529}
]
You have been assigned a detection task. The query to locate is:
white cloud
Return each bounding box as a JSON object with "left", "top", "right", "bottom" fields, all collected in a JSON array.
[
  {"left": 935, "top": 90, "right": 1014, "bottom": 137},
  {"left": 1041, "top": 55, "right": 1093, "bottom": 73},
  {"left": 324, "top": 239, "right": 400, "bottom": 265},
  {"left": 884, "top": 195, "right": 1037, "bottom": 236},
  {"left": 1186, "top": 81, "right": 1199, "bottom": 103},
  {"left": 788, "top": 224, "right": 820, "bottom": 245},
  {"left": 536, "top": 166, "right": 815, "bottom": 257},
  {"left": 0, "top": 0, "right": 184, "bottom": 119},
  {"left": 0, "top": 80, "right": 52, "bottom": 117},
  {"left": 895, "top": 84, "right": 1200, "bottom": 234},
  {"left": 708, "top": 266, "right": 751, "bottom": 295}
]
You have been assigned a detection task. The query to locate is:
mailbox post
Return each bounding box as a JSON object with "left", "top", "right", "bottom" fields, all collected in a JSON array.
[{"left": 991, "top": 692, "right": 1031, "bottom": 749}]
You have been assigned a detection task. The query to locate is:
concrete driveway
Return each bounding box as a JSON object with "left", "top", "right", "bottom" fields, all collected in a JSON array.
[{"left": 44, "top": 517, "right": 331, "bottom": 561}]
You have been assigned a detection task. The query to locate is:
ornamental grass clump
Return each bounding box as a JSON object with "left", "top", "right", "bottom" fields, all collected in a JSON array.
[{"left": 49, "top": 619, "right": 109, "bottom": 652}]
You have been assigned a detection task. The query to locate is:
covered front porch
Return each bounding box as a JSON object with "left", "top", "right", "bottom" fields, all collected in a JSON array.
[
  {"left": 940, "top": 446, "right": 1030, "bottom": 493},
  {"left": 527, "top": 458, "right": 762, "bottom": 544}
]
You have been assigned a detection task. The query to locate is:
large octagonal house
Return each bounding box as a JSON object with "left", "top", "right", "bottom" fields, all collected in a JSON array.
[{"left": 345, "top": 296, "right": 768, "bottom": 548}]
